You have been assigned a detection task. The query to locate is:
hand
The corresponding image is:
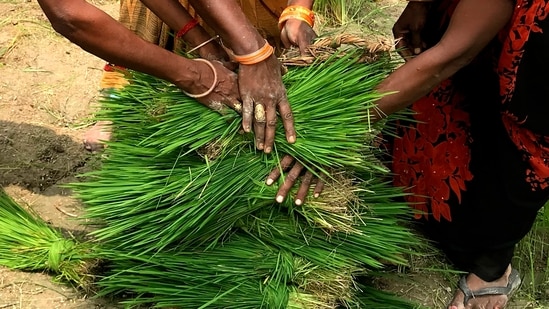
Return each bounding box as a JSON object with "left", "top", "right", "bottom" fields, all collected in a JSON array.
[
  {"left": 193, "top": 35, "right": 239, "bottom": 71},
  {"left": 176, "top": 59, "right": 241, "bottom": 113},
  {"left": 238, "top": 54, "right": 296, "bottom": 153},
  {"left": 392, "top": 1, "right": 431, "bottom": 61},
  {"left": 266, "top": 155, "right": 325, "bottom": 206},
  {"left": 280, "top": 19, "right": 317, "bottom": 55}
]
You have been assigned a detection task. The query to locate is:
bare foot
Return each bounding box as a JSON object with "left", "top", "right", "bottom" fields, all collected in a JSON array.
[
  {"left": 83, "top": 121, "right": 112, "bottom": 152},
  {"left": 447, "top": 265, "right": 518, "bottom": 309}
]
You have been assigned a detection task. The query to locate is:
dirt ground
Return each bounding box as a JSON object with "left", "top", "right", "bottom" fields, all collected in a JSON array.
[
  {"left": 1, "top": 1, "right": 117, "bottom": 307},
  {"left": 0, "top": 1, "right": 546, "bottom": 309}
]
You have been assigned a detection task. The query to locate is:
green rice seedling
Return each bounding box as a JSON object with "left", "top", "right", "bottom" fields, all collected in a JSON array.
[
  {"left": 71, "top": 52, "right": 400, "bottom": 252},
  {"left": 93, "top": 236, "right": 318, "bottom": 309},
  {"left": 92, "top": 210, "right": 418, "bottom": 309},
  {"left": 68, "top": 50, "right": 423, "bottom": 307},
  {"left": 0, "top": 189, "right": 97, "bottom": 289}
]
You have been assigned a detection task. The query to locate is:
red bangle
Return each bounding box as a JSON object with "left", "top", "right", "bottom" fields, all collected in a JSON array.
[{"left": 176, "top": 19, "right": 199, "bottom": 39}]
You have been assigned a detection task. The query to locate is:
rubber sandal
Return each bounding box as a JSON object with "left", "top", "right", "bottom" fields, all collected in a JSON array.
[{"left": 457, "top": 268, "right": 521, "bottom": 306}]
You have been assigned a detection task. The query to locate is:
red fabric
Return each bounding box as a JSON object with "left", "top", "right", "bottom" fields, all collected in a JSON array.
[{"left": 392, "top": 0, "right": 549, "bottom": 222}]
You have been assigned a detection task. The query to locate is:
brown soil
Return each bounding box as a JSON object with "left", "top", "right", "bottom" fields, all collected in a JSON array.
[{"left": 0, "top": 1, "right": 546, "bottom": 309}]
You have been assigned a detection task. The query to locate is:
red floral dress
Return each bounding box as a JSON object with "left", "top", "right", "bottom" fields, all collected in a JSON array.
[{"left": 392, "top": 0, "right": 549, "bottom": 224}]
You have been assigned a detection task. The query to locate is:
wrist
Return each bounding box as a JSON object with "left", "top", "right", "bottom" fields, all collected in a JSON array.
[
  {"left": 170, "top": 56, "right": 200, "bottom": 90},
  {"left": 278, "top": 5, "right": 315, "bottom": 30},
  {"left": 226, "top": 34, "right": 266, "bottom": 55},
  {"left": 231, "top": 40, "right": 275, "bottom": 65}
]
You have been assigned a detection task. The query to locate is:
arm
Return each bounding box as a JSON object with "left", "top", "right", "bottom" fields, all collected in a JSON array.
[
  {"left": 138, "top": 0, "right": 232, "bottom": 64},
  {"left": 189, "top": 0, "right": 297, "bottom": 153},
  {"left": 374, "top": 0, "right": 514, "bottom": 118},
  {"left": 37, "top": 0, "right": 240, "bottom": 110}
]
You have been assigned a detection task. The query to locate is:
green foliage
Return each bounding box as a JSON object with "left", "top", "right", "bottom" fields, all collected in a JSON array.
[
  {"left": 68, "top": 51, "right": 425, "bottom": 308},
  {"left": 0, "top": 189, "right": 96, "bottom": 287}
]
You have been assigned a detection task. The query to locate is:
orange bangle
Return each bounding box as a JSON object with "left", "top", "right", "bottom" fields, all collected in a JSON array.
[
  {"left": 232, "top": 40, "right": 274, "bottom": 65},
  {"left": 278, "top": 5, "right": 315, "bottom": 29}
]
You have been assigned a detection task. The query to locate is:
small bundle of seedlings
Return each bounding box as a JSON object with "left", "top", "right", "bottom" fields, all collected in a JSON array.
[
  {"left": 68, "top": 49, "right": 423, "bottom": 308},
  {"left": 0, "top": 188, "right": 98, "bottom": 290}
]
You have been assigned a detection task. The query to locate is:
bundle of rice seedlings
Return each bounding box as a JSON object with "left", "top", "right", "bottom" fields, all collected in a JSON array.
[
  {"left": 68, "top": 49, "right": 423, "bottom": 307},
  {"left": 74, "top": 53, "right": 394, "bottom": 251},
  {"left": 0, "top": 188, "right": 98, "bottom": 289}
]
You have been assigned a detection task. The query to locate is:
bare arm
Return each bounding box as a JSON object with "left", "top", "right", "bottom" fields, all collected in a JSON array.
[
  {"left": 188, "top": 0, "right": 265, "bottom": 54},
  {"left": 374, "top": 0, "right": 514, "bottom": 118},
  {"left": 37, "top": 0, "right": 241, "bottom": 110},
  {"left": 38, "top": 0, "right": 195, "bottom": 87},
  {"left": 138, "top": 0, "right": 231, "bottom": 63}
]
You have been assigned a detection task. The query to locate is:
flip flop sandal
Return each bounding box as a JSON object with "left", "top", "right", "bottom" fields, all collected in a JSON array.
[{"left": 456, "top": 268, "right": 522, "bottom": 306}]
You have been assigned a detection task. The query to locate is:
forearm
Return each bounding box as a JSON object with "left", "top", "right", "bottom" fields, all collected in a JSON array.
[
  {"left": 374, "top": 0, "right": 514, "bottom": 117},
  {"left": 138, "top": 0, "right": 211, "bottom": 46},
  {"left": 188, "top": 0, "right": 265, "bottom": 54},
  {"left": 37, "top": 0, "right": 196, "bottom": 88}
]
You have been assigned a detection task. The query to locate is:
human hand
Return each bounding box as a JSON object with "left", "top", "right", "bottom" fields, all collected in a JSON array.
[
  {"left": 266, "top": 155, "right": 325, "bottom": 206},
  {"left": 192, "top": 35, "right": 239, "bottom": 71},
  {"left": 238, "top": 54, "right": 296, "bottom": 153},
  {"left": 280, "top": 19, "right": 317, "bottom": 55},
  {"left": 392, "top": 1, "right": 431, "bottom": 60},
  {"left": 176, "top": 58, "right": 241, "bottom": 113}
]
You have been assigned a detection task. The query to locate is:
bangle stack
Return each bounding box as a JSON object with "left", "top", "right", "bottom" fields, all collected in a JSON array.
[
  {"left": 278, "top": 5, "right": 315, "bottom": 29},
  {"left": 232, "top": 40, "right": 274, "bottom": 65}
]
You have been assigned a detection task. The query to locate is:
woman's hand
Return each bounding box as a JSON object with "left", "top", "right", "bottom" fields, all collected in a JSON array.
[
  {"left": 175, "top": 59, "right": 241, "bottom": 113},
  {"left": 238, "top": 54, "right": 296, "bottom": 153},
  {"left": 193, "top": 36, "right": 239, "bottom": 71},
  {"left": 280, "top": 19, "right": 317, "bottom": 55},
  {"left": 266, "top": 154, "right": 325, "bottom": 206},
  {"left": 392, "top": 1, "right": 431, "bottom": 60}
]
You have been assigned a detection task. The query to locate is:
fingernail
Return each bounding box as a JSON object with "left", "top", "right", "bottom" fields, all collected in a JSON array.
[
  {"left": 244, "top": 126, "right": 250, "bottom": 132},
  {"left": 266, "top": 178, "right": 273, "bottom": 185},
  {"left": 258, "top": 143, "right": 264, "bottom": 150},
  {"left": 314, "top": 193, "right": 319, "bottom": 198},
  {"left": 414, "top": 47, "right": 421, "bottom": 54},
  {"left": 288, "top": 135, "right": 296, "bottom": 143},
  {"left": 295, "top": 199, "right": 302, "bottom": 206},
  {"left": 276, "top": 195, "right": 284, "bottom": 203}
]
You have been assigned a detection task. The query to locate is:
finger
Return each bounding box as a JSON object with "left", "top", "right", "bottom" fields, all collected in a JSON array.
[
  {"left": 295, "top": 170, "right": 314, "bottom": 206},
  {"left": 411, "top": 31, "right": 423, "bottom": 55},
  {"left": 276, "top": 161, "right": 304, "bottom": 203},
  {"left": 280, "top": 28, "right": 292, "bottom": 49},
  {"left": 263, "top": 101, "right": 277, "bottom": 154},
  {"left": 242, "top": 95, "right": 253, "bottom": 133},
  {"left": 313, "top": 179, "right": 324, "bottom": 198},
  {"left": 266, "top": 154, "right": 295, "bottom": 185},
  {"left": 253, "top": 102, "right": 266, "bottom": 150},
  {"left": 298, "top": 26, "right": 316, "bottom": 56},
  {"left": 395, "top": 38, "right": 414, "bottom": 61},
  {"left": 298, "top": 39, "right": 309, "bottom": 57},
  {"left": 228, "top": 98, "right": 243, "bottom": 115},
  {"left": 277, "top": 99, "right": 296, "bottom": 144}
]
